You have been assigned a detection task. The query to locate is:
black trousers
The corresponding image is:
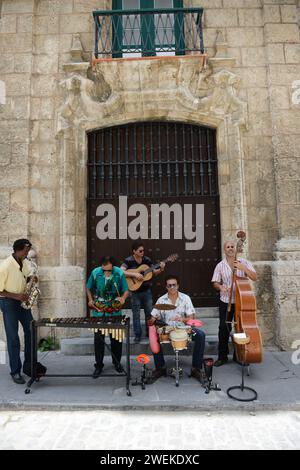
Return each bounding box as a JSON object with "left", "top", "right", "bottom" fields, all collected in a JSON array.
[
  {"left": 218, "top": 300, "right": 236, "bottom": 360},
  {"left": 94, "top": 332, "right": 122, "bottom": 368}
]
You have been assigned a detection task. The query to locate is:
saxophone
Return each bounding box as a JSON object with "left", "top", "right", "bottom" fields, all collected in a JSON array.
[{"left": 21, "top": 257, "right": 41, "bottom": 310}]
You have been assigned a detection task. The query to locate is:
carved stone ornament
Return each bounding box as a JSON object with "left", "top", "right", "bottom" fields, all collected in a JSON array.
[
  {"left": 56, "top": 69, "right": 121, "bottom": 135},
  {"left": 56, "top": 57, "right": 248, "bottom": 134},
  {"left": 199, "top": 69, "right": 248, "bottom": 129}
]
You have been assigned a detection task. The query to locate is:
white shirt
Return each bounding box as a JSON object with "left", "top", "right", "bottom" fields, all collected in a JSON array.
[
  {"left": 151, "top": 291, "right": 195, "bottom": 326},
  {"left": 211, "top": 258, "right": 256, "bottom": 304}
]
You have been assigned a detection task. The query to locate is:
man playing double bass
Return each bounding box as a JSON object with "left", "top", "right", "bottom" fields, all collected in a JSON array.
[{"left": 211, "top": 241, "right": 257, "bottom": 367}]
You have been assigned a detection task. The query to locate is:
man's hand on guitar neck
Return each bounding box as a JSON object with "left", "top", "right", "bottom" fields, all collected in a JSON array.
[{"left": 154, "top": 261, "right": 165, "bottom": 276}]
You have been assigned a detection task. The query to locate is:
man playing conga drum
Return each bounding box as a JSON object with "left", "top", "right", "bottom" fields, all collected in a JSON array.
[{"left": 148, "top": 275, "right": 205, "bottom": 382}]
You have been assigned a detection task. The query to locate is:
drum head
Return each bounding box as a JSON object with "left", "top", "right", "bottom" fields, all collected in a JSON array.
[{"left": 170, "top": 329, "right": 188, "bottom": 341}]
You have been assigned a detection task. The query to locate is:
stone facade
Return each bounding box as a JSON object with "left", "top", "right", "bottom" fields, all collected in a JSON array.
[{"left": 0, "top": 0, "right": 300, "bottom": 349}]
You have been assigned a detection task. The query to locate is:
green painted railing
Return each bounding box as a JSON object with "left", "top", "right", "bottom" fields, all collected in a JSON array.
[{"left": 93, "top": 8, "right": 204, "bottom": 59}]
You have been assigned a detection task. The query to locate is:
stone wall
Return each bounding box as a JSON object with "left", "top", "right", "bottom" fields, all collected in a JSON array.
[{"left": 0, "top": 0, "right": 300, "bottom": 348}]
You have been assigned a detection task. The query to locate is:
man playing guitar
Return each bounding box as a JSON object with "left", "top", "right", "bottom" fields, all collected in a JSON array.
[{"left": 121, "top": 241, "right": 165, "bottom": 343}]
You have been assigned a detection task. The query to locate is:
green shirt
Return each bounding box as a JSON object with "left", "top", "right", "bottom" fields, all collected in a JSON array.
[{"left": 86, "top": 266, "right": 128, "bottom": 317}]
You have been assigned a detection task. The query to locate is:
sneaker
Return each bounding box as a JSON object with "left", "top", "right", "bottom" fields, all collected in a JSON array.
[
  {"left": 92, "top": 365, "right": 103, "bottom": 378},
  {"left": 11, "top": 373, "right": 26, "bottom": 385},
  {"left": 190, "top": 367, "right": 206, "bottom": 383},
  {"left": 214, "top": 358, "right": 228, "bottom": 367},
  {"left": 151, "top": 367, "right": 167, "bottom": 382}
]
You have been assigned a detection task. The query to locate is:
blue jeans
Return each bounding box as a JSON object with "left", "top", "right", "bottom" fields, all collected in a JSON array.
[
  {"left": 130, "top": 289, "right": 153, "bottom": 338},
  {"left": 0, "top": 298, "right": 33, "bottom": 375},
  {"left": 153, "top": 328, "right": 206, "bottom": 370}
]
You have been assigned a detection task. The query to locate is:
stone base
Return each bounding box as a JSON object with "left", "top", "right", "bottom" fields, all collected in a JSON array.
[{"left": 272, "top": 238, "right": 300, "bottom": 350}]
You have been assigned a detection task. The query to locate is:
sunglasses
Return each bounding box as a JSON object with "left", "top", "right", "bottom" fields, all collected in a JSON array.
[
  {"left": 167, "top": 284, "right": 177, "bottom": 288},
  {"left": 137, "top": 249, "right": 144, "bottom": 253},
  {"left": 102, "top": 269, "right": 112, "bottom": 273}
]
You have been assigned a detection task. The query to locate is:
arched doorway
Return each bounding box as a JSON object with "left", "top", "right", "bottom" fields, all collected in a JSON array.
[{"left": 87, "top": 121, "right": 221, "bottom": 307}]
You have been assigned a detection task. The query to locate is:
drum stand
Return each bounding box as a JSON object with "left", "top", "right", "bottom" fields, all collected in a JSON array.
[
  {"left": 203, "top": 358, "right": 221, "bottom": 394},
  {"left": 227, "top": 337, "right": 257, "bottom": 402},
  {"left": 132, "top": 354, "right": 153, "bottom": 390},
  {"left": 132, "top": 364, "right": 153, "bottom": 389},
  {"left": 169, "top": 349, "right": 184, "bottom": 387}
]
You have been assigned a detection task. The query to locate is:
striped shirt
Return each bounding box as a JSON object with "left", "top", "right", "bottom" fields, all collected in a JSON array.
[{"left": 211, "top": 258, "right": 256, "bottom": 304}]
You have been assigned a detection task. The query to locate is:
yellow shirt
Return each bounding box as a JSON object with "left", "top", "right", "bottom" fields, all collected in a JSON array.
[{"left": 0, "top": 255, "right": 32, "bottom": 295}]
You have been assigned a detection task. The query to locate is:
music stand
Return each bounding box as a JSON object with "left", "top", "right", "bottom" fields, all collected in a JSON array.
[{"left": 226, "top": 335, "right": 257, "bottom": 402}]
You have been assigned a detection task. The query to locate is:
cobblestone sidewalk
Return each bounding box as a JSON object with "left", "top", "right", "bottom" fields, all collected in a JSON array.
[{"left": 1, "top": 410, "right": 300, "bottom": 450}]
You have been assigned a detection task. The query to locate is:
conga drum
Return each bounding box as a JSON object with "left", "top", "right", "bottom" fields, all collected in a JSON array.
[
  {"left": 169, "top": 329, "right": 189, "bottom": 351},
  {"left": 157, "top": 326, "right": 173, "bottom": 344}
]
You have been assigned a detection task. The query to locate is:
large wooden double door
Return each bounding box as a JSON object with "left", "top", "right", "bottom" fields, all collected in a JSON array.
[{"left": 87, "top": 121, "right": 221, "bottom": 307}]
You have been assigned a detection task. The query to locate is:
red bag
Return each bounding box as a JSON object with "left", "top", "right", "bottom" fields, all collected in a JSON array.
[{"left": 149, "top": 325, "right": 160, "bottom": 354}]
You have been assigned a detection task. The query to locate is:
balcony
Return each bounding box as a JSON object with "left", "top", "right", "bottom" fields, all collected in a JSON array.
[{"left": 93, "top": 7, "right": 204, "bottom": 60}]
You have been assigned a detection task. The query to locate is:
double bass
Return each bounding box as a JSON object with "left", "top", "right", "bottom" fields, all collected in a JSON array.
[{"left": 228, "top": 231, "right": 263, "bottom": 364}]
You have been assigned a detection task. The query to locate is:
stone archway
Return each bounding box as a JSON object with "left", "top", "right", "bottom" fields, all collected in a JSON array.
[
  {"left": 57, "top": 58, "right": 249, "bottom": 263},
  {"left": 52, "top": 53, "right": 249, "bottom": 317}
]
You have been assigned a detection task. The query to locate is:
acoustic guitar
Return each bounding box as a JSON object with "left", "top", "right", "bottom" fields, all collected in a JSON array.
[{"left": 126, "top": 253, "right": 179, "bottom": 292}]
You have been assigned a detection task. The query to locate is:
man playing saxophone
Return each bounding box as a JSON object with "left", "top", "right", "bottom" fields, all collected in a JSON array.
[{"left": 0, "top": 239, "right": 46, "bottom": 384}]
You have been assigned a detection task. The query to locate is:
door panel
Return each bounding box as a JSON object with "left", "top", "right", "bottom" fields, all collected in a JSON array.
[{"left": 87, "top": 122, "right": 221, "bottom": 307}]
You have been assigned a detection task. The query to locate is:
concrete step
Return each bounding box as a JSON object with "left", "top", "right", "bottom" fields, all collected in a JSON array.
[
  {"left": 119, "top": 307, "right": 219, "bottom": 318},
  {"left": 79, "top": 307, "right": 219, "bottom": 337},
  {"left": 60, "top": 307, "right": 221, "bottom": 356},
  {"left": 60, "top": 334, "right": 224, "bottom": 356},
  {"left": 79, "top": 319, "right": 219, "bottom": 337}
]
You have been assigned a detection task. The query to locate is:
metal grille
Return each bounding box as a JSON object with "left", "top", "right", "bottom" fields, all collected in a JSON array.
[
  {"left": 93, "top": 7, "right": 204, "bottom": 58},
  {"left": 88, "top": 122, "right": 218, "bottom": 199},
  {"left": 87, "top": 122, "right": 220, "bottom": 307}
]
